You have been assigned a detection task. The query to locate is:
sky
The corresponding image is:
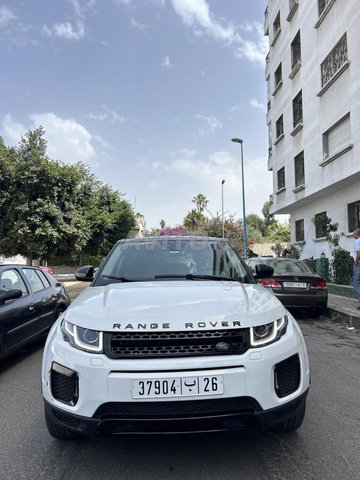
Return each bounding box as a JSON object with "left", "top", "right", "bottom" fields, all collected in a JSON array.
[{"left": 0, "top": 0, "right": 274, "bottom": 230}]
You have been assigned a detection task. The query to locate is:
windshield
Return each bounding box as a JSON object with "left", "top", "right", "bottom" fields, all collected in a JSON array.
[
  {"left": 263, "top": 259, "right": 313, "bottom": 275},
  {"left": 94, "top": 237, "right": 253, "bottom": 286}
]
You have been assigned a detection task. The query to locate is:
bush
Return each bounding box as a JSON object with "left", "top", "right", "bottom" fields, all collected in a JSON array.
[
  {"left": 331, "top": 248, "right": 354, "bottom": 285},
  {"left": 315, "top": 257, "right": 330, "bottom": 281}
]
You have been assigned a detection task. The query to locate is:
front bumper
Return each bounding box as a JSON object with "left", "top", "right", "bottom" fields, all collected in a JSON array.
[
  {"left": 44, "top": 389, "right": 308, "bottom": 436},
  {"left": 42, "top": 314, "right": 310, "bottom": 437}
]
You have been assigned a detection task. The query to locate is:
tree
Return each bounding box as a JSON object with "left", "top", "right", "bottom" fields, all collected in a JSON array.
[
  {"left": 246, "top": 213, "right": 267, "bottom": 241},
  {"left": 262, "top": 201, "right": 275, "bottom": 229},
  {"left": 267, "top": 222, "right": 291, "bottom": 242},
  {"left": 183, "top": 210, "right": 207, "bottom": 230},
  {"left": 0, "top": 128, "right": 135, "bottom": 265},
  {"left": 192, "top": 193, "right": 209, "bottom": 213},
  {"left": 160, "top": 219, "right": 166, "bottom": 229},
  {"left": 81, "top": 184, "right": 135, "bottom": 262}
]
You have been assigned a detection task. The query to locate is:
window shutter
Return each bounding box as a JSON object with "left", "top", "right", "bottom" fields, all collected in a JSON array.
[{"left": 328, "top": 115, "right": 351, "bottom": 156}]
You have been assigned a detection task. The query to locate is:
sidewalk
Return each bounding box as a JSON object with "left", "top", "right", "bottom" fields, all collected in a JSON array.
[{"left": 327, "top": 294, "right": 360, "bottom": 329}]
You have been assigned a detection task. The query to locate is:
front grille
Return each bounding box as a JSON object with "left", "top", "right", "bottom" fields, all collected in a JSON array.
[
  {"left": 51, "top": 365, "right": 78, "bottom": 405},
  {"left": 274, "top": 354, "right": 301, "bottom": 398},
  {"left": 103, "top": 329, "right": 250, "bottom": 359},
  {"left": 94, "top": 397, "right": 261, "bottom": 419}
]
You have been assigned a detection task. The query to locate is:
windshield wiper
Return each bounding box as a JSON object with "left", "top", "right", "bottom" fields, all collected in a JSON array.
[
  {"left": 186, "top": 274, "right": 241, "bottom": 281},
  {"left": 101, "top": 275, "right": 135, "bottom": 282},
  {"left": 154, "top": 274, "right": 241, "bottom": 282}
]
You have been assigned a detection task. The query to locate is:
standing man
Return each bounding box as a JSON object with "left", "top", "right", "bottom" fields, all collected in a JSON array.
[{"left": 353, "top": 228, "right": 360, "bottom": 310}]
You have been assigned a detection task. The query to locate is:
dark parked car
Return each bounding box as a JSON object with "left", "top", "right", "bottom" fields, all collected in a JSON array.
[
  {"left": 0, "top": 265, "right": 70, "bottom": 359},
  {"left": 246, "top": 257, "right": 328, "bottom": 315}
]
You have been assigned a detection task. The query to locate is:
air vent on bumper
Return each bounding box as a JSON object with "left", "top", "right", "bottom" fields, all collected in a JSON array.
[
  {"left": 50, "top": 362, "right": 78, "bottom": 406},
  {"left": 274, "top": 354, "right": 301, "bottom": 398}
]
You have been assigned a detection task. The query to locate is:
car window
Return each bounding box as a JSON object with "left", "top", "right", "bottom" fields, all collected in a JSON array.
[
  {"left": 266, "top": 260, "right": 313, "bottom": 275},
  {"left": 0, "top": 269, "right": 28, "bottom": 295},
  {"left": 95, "top": 238, "right": 252, "bottom": 286},
  {"left": 37, "top": 269, "right": 51, "bottom": 288},
  {"left": 22, "top": 268, "right": 46, "bottom": 292}
]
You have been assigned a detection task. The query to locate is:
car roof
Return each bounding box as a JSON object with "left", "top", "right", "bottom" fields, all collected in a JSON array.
[
  {"left": 0, "top": 264, "right": 39, "bottom": 268},
  {"left": 118, "top": 236, "right": 225, "bottom": 244}
]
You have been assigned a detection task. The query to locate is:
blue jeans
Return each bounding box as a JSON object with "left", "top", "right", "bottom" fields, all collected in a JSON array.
[{"left": 353, "top": 265, "right": 360, "bottom": 302}]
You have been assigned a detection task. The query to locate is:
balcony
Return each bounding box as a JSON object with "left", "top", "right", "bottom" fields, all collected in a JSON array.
[{"left": 287, "top": 0, "right": 299, "bottom": 22}]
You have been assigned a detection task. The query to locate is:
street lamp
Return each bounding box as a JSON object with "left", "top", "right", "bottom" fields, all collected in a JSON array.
[
  {"left": 231, "top": 138, "right": 248, "bottom": 259},
  {"left": 221, "top": 179, "right": 225, "bottom": 238}
]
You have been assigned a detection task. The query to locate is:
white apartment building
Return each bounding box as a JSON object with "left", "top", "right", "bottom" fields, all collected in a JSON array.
[{"left": 264, "top": 0, "right": 360, "bottom": 259}]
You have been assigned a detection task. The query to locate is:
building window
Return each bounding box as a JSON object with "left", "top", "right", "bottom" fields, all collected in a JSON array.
[
  {"left": 322, "top": 113, "right": 351, "bottom": 161},
  {"left": 314, "top": 212, "right": 327, "bottom": 239},
  {"left": 321, "top": 33, "right": 348, "bottom": 88},
  {"left": 294, "top": 151, "right": 305, "bottom": 187},
  {"left": 292, "top": 90, "right": 303, "bottom": 128},
  {"left": 287, "top": 0, "right": 299, "bottom": 21},
  {"left": 277, "top": 167, "right": 285, "bottom": 190},
  {"left": 273, "top": 11, "right": 280, "bottom": 36},
  {"left": 271, "top": 11, "right": 281, "bottom": 46},
  {"left": 348, "top": 200, "right": 360, "bottom": 232},
  {"left": 274, "top": 63, "right": 282, "bottom": 91},
  {"left": 291, "top": 31, "right": 301, "bottom": 69},
  {"left": 276, "top": 115, "right": 284, "bottom": 140},
  {"left": 295, "top": 219, "right": 304, "bottom": 242},
  {"left": 318, "top": 0, "right": 332, "bottom": 16}
]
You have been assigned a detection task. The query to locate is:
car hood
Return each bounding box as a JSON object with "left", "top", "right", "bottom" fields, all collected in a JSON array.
[{"left": 64, "top": 280, "right": 286, "bottom": 331}]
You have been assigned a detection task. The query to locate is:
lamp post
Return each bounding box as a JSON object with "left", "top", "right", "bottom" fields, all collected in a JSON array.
[
  {"left": 221, "top": 179, "right": 225, "bottom": 238},
  {"left": 231, "top": 138, "right": 248, "bottom": 259}
]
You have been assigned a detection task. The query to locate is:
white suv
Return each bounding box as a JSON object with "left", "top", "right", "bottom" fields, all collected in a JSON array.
[{"left": 41, "top": 236, "right": 310, "bottom": 439}]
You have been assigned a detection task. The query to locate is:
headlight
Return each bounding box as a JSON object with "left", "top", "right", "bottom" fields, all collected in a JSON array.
[
  {"left": 61, "top": 320, "right": 103, "bottom": 353},
  {"left": 250, "top": 315, "right": 288, "bottom": 347}
]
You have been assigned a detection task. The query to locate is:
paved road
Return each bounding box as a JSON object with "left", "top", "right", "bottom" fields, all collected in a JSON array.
[{"left": 0, "top": 283, "right": 359, "bottom": 480}]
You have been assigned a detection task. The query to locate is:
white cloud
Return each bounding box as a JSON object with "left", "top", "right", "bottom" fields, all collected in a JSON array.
[
  {"left": 161, "top": 55, "right": 173, "bottom": 70},
  {"left": 235, "top": 21, "right": 268, "bottom": 67},
  {"left": 86, "top": 105, "right": 125, "bottom": 123},
  {"left": 250, "top": 99, "right": 266, "bottom": 112},
  {"left": 69, "top": 0, "right": 97, "bottom": 19},
  {"left": 1, "top": 114, "right": 26, "bottom": 144},
  {"left": 194, "top": 114, "right": 222, "bottom": 136},
  {"left": 30, "top": 113, "right": 96, "bottom": 163},
  {"left": 227, "top": 104, "right": 242, "bottom": 113},
  {"left": 130, "top": 18, "right": 148, "bottom": 32},
  {"left": 0, "top": 6, "right": 16, "bottom": 26},
  {"left": 169, "top": 1, "right": 267, "bottom": 67},
  {"left": 42, "top": 21, "right": 85, "bottom": 40},
  {"left": 1, "top": 112, "right": 97, "bottom": 165},
  {"left": 170, "top": 0, "right": 237, "bottom": 43}
]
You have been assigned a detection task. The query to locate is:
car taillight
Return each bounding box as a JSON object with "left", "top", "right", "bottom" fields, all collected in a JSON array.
[
  {"left": 261, "top": 278, "right": 281, "bottom": 287},
  {"left": 310, "top": 280, "right": 327, "bottom": 289}
]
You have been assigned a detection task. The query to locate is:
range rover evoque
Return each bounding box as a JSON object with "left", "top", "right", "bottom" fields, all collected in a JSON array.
[{"left": 41, "top": 236, "right": 310, "bottom": 439}]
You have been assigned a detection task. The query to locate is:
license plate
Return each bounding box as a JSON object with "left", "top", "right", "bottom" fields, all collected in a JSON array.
[
  {"left": 132, "top": 375, "right": 224, "bottom": 399},
  {"left": 283, "top": 281, "right": 307, "bottom": 288}
]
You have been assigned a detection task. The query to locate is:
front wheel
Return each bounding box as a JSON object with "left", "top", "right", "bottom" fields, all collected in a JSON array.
[
  {"left": 45, "top": 407, "right": 80, "bottom": 440},
  {"left": 270, "top": 403, "right": 306, "bottom": 433}
]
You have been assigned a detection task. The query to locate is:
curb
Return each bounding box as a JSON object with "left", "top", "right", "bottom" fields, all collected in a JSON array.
[{"left": 326, "top": 306, "right": 360, "bottom": 330}]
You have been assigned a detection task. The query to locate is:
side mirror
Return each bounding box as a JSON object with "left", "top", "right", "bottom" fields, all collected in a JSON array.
[
  {"left": 75, "top": 265, "right": 94, "bottom": 282},
  {"left": 0, "top": 289, "right": 23, "bottom": 305},
  {"left": 254, "top": 264, "right": 274, "bottom": 279}
]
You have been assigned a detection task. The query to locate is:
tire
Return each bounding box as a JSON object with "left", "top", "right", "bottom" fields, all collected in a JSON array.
[
  {"left": 45, "top": 406, "right": 80, "bottom": 440},
  {"left": 270, "top": 403, "right": 306, "bottom": 433}
]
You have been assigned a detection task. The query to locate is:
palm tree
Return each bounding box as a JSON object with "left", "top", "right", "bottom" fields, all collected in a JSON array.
[
  {"left": 160, "top": 219, "right": 166, "bottom": 229},
  {"left": 183, "top": 210, "right": 206, "bottom": 230},
  {"left": 192, "top": 193, "right": 209, "bottom": 213}
]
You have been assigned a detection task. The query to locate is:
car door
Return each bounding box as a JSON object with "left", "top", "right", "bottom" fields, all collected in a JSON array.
[
  {"left": 0, "top": 268, "right": 38, "bottom": 355},
  {"left": 20, "top": 267, "right": 58, "bottom": 330}
]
